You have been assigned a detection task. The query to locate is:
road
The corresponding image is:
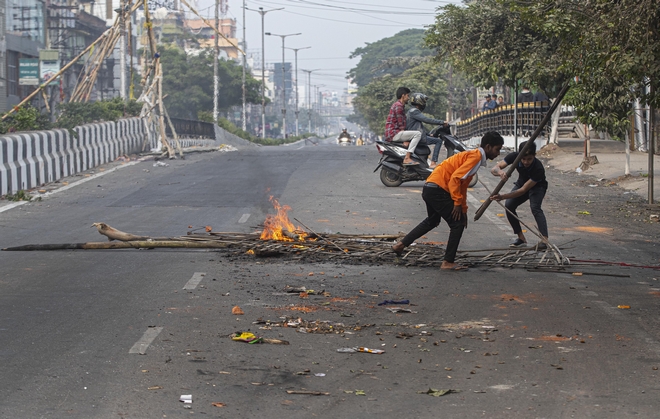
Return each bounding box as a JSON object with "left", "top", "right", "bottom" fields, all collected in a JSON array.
[{"left": 1, "top": 138, "right": 658, "bottom": 418}]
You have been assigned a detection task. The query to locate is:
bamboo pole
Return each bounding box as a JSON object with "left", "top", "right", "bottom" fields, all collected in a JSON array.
[
  {"left": 178, "top": 0, "right": 245, "bottom": 55},
  {"left": 156, "top": 63, "right": 175, "bottom": 158},
  {"left": 474, "top": 82, "right": 571, "bottom": 221},
  {"left": 1, "top": 30, "right": 112, "bottom": 120},
  {"left": 3, "top": 241, "right": 231, "bottom": 251}
]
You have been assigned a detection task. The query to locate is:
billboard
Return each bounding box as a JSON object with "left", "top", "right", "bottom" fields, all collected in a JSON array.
[{"left": 19, "top": 59, "right": 39, "bottom": 86}]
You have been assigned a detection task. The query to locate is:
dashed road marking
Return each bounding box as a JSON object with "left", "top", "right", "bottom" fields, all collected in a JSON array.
[
  {"left": 238, "top": 213, "right": 251, "bottom": 224},
  {"left": 129, "top": 327, "right": 163, "bottom": 354},
  {"left": 183, "top": 272, "right": 206, "bottom": 290}
]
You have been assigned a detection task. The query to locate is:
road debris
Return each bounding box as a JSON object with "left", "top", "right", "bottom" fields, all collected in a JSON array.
[
  {"left": 232, "top": 306, "right": 244, "bottom": 315},
  {"left": 617, "top": 305, "right": 631, "bottom": 309},
  {"left": 286, "top": 390, "right": 330, "bottom": 395},
  {"left": 336, "top": 347, "right": 385, "bottom": 354},
  {"left": 230, "top": 332, "right": 289, "bottom": 345},
  {"left": 179, "top": 394, "right": 192, "bottom": 407},
  {"left": 386, "top": 307, "right": 416, "bottom": 313},
  {"left": 417, "top": 388, "right": 460, "bottom": 397},
  {"left": 378, "top": 299, "right": 410, "bottom": 306},
  {"left": 211, "top": 402, "right": 226, "bottom": 407}
]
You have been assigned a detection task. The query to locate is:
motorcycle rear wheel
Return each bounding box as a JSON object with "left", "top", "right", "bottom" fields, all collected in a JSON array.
[
  {"left": 469, "top": 172, "right": 478, "bottom": 188},
  {"left": 380, "top": 168, "right": 403, "bottom": 187}
]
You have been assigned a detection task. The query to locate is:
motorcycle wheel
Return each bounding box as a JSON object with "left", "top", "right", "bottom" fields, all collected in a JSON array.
[
  {"left": 380, "top": 168, "right": 403, "bottom": 187},
  {"left": 469, "top": 172, "right": 478, "bottom": 188}
]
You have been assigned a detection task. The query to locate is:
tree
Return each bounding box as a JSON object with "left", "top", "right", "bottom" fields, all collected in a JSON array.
[
  {"left": 159, "top": 46, "right": 262, "bottom": 119},
  {"left": 424, "top": 0, "right": 565, "bottom": 94},
  {"left": 348, "top": 29, "right": 433, "bottom": 87},
  {"left": 496, "top": 0, "right": 658, "bottom": 157}
]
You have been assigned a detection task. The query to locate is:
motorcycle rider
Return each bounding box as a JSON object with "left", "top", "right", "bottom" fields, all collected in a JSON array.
[{"left": 406, "top": 93, "right": 449, "bottom": 168}]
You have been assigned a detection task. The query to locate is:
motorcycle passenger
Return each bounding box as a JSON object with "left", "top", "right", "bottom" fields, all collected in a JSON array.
[
  {"left": 406, "top": 93, "right": 448, "bottom": 168},
  {"left": 385, "top": 87, "right": 422, "bottom": 166}
]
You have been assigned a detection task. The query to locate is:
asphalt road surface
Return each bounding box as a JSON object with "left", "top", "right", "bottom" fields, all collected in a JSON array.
[{"left": 1, "top": 139, "right": 658, "bottom": 418}]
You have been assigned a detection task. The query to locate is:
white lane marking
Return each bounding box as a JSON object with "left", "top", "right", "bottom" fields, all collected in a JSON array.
[
  {"left": 183, "top": 272, "right": 206, "bottom": 290},
  {"left": 238, "top": 213, "right": 251, "bottom": 224},
  {"left": 129, "top": 327, "right": 163, "bottom": 354},
  {"left": 0, "top": 161, "right": 141, "bottom": 214},
  {"left": 0, "top": 201, "right": 28, "bottom": 214}
]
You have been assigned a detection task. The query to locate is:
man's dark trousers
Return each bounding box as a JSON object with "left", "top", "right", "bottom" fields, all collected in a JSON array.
[
  {"left": 401, "top": 184, "right": 465, "bottom": 263},
  {"left": 504, "top": 184, "right": 549, "bottom": 237}
]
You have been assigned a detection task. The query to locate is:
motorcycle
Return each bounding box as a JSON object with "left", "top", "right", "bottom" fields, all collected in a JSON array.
[{"left": 374, "top": 126, "right": 478, "bottom": 187}]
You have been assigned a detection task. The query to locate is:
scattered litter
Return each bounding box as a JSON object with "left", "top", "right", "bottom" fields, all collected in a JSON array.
[
  {"left": 417, "top": 388, "right": 459, "bottom": 397},
  {"left": 378, "top": 299, "right": 410, "bottom": 306},
  {"left": 286, "top": 390, "right": 330, "bottom": 395},
  {"left": 386, "top": 307, "right": 415, "bottom": 313},
  {"left": 254, "top": 316, "right": 373, "bottom": 334},
  {"left": 588, "top": 184, "right": 598, "bottom": 187},
  {"left": 230, "top": 331, "right": 289, "bottom": 345},
  {"left": 651, "top": 215, "right": 659, "bottom": 221},
  {"left": 211, "top": 402, "right": 226, "bottom": 407},
  {"left": 617, "top": 305, "right": 631, "bottom": 309},
  {"left": 314, "top": 373, "right": 326, "bottom": 377},
  {"left": 572, "top": 272, "right": 583, "bottom": 276},
  {"left": 180, "top": 395, "right": 192, "bottom": 405},
  {"left": 576, "top": 167, "right": 582, "bottom": 173},
  {"left": 336, "top": 347, "right": 384, "bottom": 354},
  {"left": 231, "top": 332, "right": 263, "bottom": 344},
  {"left": 148, "top": 386, "right": 163, "bottom": 390},
  {"left": 577, "top": 211, "right": 591, "bottom": 215},
  {"left": 232, "top": 306, "right": 244, "bottom": 315},
  {"left": 355, "top": 390, "right": 366, "bottom": 396},
  {"left": 153, "top": 161, "right": 169, "bottom": 167}
]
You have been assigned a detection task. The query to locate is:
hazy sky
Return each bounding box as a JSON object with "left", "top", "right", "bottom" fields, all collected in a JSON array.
[{"left": 195, "top": 0, "right": 462, "bottom": 93}]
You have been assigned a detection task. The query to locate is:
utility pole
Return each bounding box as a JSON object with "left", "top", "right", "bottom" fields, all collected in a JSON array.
[
  {"left": 266, "top": 32, "right": 300, "bottom": 138},
  {"left": 286, "top": 46, "right": 310, "bottom": 137},
  {"left": 119, "top": 0, "right": 127, "bottom": 100},
  {"left": 302, "top": 68, "right": 319, "bottom": 135},
  {"left": 246, "top": 7, "right": 282, "bottom": 138},
  {"left": 241, "top": 0, "right": 246, "bottom": 131},
  {"left": 213, "top": 0, "right": 219, "bottom": 122}
]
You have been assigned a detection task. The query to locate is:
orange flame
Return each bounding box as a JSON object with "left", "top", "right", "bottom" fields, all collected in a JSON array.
[{"left": 260, "top": 196, "right": 307, "bottom": 241}]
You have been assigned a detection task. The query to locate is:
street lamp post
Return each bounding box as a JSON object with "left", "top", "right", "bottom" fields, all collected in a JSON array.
[
  {"left": 285, "top": 46, "right": 310, "bottom": 137},
  {"left": 265, "top": 32, "right": 301, "bottom": 138},
  {"left": 301, "top": 68, "right": 319, "bottom": 135},
  {"left": 246, "top": 6, "right": 282, "bottom": 138}
]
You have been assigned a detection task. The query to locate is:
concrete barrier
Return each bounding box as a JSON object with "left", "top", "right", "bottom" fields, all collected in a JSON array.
[
  {"left": 1, "top": 118, "right": 145, "bottom": 196},
  {"left": 0, "top": 117, "right": 250, "bottom": 196}
]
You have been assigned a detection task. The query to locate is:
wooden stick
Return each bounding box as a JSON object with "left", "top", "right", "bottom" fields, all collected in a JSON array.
[
  {"left": 2, "top": 241, "right": 231, "bottom": 251},
  {"left": 294, "top": 218, "right": 347, "bottom": 253}
]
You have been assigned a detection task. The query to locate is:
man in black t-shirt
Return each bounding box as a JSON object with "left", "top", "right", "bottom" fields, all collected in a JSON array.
[{"left": 490, "top": 141, "right": 549, "bottom": 249}]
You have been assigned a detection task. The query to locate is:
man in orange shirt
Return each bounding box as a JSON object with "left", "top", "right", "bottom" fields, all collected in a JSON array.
[{"left": 392, "top": 132, "right": 504, "bottom": 270}]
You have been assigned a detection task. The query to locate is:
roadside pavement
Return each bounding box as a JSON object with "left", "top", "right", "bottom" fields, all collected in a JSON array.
[{"left": 541, "top": 139, "right": 660, "bottom": 201}]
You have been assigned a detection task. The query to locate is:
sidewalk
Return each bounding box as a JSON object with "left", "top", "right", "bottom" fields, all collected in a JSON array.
[{"left": 540, "top": 140, "right": 660, "bottom": 201}]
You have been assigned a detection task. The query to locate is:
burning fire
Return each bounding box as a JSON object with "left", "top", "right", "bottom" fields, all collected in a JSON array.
[{"left": 260, "top": 196, "right": 307, "bottom": 241}]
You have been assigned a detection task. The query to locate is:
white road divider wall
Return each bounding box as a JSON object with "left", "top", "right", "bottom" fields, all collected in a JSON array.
[{"left": 0, "top": 118, "right": 145, "bottom": 196}]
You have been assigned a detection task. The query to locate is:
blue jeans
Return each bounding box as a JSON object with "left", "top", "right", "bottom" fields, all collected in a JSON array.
[
  {"left": 505, "top": 184, "right": 549, "bottom": 237},
  {"left": 424, "top": 135, "right": 443, "bottom": 162}
]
